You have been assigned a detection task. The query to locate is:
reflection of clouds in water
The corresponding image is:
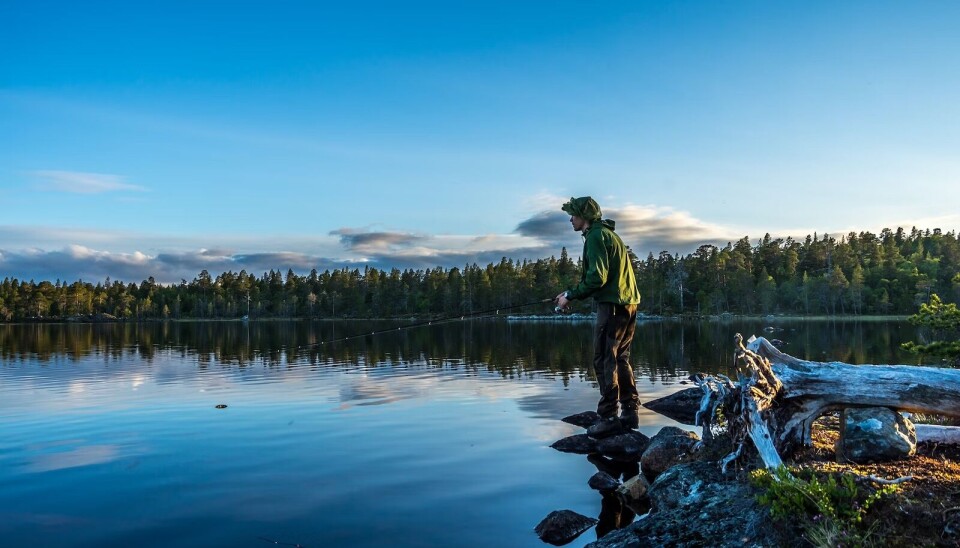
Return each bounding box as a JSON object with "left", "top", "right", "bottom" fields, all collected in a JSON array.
[
  {"left": 516, "top": 379, "right": 599, "bottom": 421},
  {"left": 529, "top": 418, "right": 584, "bottom": 443},
  {"left": 337, "top": 371, "right": 432, "bottom": 406},
  {"left": 26, "top": 444, "right": 119, "bottom": 472},
  {"left": 515, "top": 378, "right": 693, "bottom": 440},
  {"left": 336, "top": 366, "right": 556, "bottom": 408}
]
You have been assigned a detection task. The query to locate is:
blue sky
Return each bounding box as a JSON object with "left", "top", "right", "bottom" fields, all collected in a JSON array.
[{"left": 2, "top": 1, "right": 959, "bottom": 283}]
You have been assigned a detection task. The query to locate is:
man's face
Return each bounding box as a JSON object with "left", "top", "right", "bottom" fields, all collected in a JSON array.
[{"left": 570, "top": 215, "right": 587, "bottom": 232}]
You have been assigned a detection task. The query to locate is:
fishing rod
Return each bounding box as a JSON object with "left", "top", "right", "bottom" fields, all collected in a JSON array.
[{"left": 297, "top": 297, "right": 556, "bottom": 349}]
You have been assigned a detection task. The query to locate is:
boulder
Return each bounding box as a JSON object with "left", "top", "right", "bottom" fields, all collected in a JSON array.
[
  {"left": 535, "top": 509, "right": 598, "bottom": 545},
  {"left": 640, "top": 427, "right": 700, "bottom": 482},
  {"left": 642, "top": 388, "right": 701, "bottom": 425},
  {"left": 551, "top": 434, "right": 599, "bottom": 455},
  {"left": 597, "top": 431, "right": 651, "bottom": 462},
  {"left": 836, "top": 407, "right": 916, "bottom": 463}
]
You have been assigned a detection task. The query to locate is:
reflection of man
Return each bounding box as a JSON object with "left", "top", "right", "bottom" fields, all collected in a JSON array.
[{"left": 555, "top": 197, "right": 642, "bottom": 439}]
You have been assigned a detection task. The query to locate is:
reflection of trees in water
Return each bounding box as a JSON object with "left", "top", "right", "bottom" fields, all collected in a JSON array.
[{"left": 0, "top": 319, "right": 935, "bottom": 377}]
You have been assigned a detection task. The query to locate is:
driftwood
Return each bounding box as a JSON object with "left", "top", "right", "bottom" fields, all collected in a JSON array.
[
  {"left": 697, "top": 334, "right": 960, "bottom": 470},
  {"left": 916, "top": 424, "right": 960, "bottom": 445}
]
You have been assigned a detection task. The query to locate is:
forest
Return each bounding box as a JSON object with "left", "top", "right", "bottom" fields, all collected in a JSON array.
[{"left": 1, "top": 226, "right": 959, "bottom": 321}]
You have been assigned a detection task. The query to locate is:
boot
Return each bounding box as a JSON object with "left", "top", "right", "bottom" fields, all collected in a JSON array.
[
  {"left": 620, "top": 408, "right": 640, "bottom": 430},
  {"left": 587, "top": 416, "right": 624, "bottom": 439}
]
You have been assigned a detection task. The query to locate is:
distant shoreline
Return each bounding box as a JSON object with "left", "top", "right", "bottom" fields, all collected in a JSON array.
[{"left": 1, "top": 313, "right": 911, "bottom": 325}]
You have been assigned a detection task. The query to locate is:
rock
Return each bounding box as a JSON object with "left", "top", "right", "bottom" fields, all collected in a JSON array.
[
  {"left": 562, "top": 411, "right": 601, "bottom": 428},
  {"left": 642, "top": 388, "right": 701, "bottom": 425},
  {"left": 586, "top": 462, "right": 785, "bottom": 548},
  {"left": 640, "top": 427, "right": 700, "bottom": 482},
  {"left": 836, "top": 407, "right": 916, "bottom": 463},
  {"left": 535, "top": 509, "right": 598, "bottom": 545},
  {"left": 589, "top": 471, "right": 621, "bottom": 493},
  {"left": 597, "top": 431, "right": 651, "bottom": 462},
  {"left": 551, "top": 434, "right": 599, "bottom": 454},
  {"left": 616, "top": 474, "right": 651, "bottom": 514}
]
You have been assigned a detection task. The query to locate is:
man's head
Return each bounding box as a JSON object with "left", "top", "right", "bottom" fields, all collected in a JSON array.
[{"left": 561, "top": 196, "right": 602, "bottom": 232}]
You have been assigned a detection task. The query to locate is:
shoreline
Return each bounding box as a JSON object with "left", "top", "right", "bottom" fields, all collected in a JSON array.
[{"left": 2, "top": 313, "right": 912, "bottom": 325}]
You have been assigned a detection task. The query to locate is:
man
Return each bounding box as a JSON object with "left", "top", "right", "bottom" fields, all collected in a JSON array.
[{"left": 555, "top": 196, "right": 642, "bottom": 439}]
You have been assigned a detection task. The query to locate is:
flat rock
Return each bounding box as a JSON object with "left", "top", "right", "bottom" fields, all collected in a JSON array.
[
  {"left": 562, "top": 411, "right": 601, "bottom": 428},
  {"left": 589, "top": 471, "right": 621, "bottom": 493},
  {"left": 551, "top": 434, "right": 599, "bottom": 454},
  {"left": 535, "top": 509, "right": 598, "bottom": 545},
  {"left": 642, "top": 388, "right": 701, "bottom": 425},
  {"left": 598, "top": 431, "right": 651, "bottom": 462}
]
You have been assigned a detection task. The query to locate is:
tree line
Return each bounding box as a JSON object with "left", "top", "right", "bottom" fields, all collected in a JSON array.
[{"left": 1, "top": 226, "right": 959, "bottom": 321}]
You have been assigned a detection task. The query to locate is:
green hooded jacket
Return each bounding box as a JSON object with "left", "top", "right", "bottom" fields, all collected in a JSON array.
[{"left": 561, "top": 197, "right": 641, "bottom": 305}]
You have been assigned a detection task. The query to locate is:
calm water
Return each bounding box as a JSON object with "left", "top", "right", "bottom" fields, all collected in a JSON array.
[{"left": 0, "top": 318, "right": 933, "bottom": 547}]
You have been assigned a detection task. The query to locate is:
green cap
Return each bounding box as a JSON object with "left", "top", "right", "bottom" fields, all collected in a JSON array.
[{"left": 561, "top": 196, "right": 602, "bottom": 221}]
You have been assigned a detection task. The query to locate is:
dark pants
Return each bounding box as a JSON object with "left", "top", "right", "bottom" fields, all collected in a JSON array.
[{"left": 593, "top": 303, "right": 639, "bottom": 418}]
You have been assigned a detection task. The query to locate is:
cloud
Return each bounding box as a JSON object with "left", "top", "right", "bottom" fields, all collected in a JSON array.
[
  {"left": 32, "top": 170, "right": 147, "bottom": 194},
  {"left": 514, "top": 204, "right": 739, "bottom": 256},
  {"left": 327, "top": 227, "right": 553, "bottom": 269},
  {"left": 0, "top": 246, "right": 348, "bottom": 284},
  {"left": 330, "top": 228, "right": 424, "bottom": 254},
  {"left": 7, "top": 203, "right": 952, "bottom": 284}
]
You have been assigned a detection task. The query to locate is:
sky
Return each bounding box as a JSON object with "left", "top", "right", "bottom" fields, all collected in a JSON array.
[{"left": 2, "top": 1, "right": 959, "bottom": 284}]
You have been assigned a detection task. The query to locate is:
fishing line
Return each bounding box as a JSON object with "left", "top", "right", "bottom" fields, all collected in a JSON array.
[{"left": 296, "top": 297, "right": 555, "bottom": 349}]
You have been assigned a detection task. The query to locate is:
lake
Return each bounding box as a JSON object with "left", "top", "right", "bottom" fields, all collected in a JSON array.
[{"left": 0, "top": 318, "right": 935, "bottom": 547}]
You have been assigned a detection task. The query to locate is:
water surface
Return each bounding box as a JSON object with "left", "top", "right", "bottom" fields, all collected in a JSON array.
[{"left": 0, "top": 318, "right": 933, "bottom": 547}]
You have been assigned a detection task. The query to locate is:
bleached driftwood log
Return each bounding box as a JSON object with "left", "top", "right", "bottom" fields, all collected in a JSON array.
[
  {"left": 698, "top": 334, "right": 960, "bottom": 469},
  {"left": 916, "top": 424, "right": 960, "bottom": 445}
]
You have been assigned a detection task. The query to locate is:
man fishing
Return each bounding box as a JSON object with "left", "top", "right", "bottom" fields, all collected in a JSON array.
[{"left": 554, "top": 196, "right": 642, "bottom": 439}]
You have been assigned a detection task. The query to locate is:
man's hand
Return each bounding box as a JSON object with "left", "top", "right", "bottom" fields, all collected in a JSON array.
[{"left": 555, "top": 291, "right": 570, "bottom": 310}]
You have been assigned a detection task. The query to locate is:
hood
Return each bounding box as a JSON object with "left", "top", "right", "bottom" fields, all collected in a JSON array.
[{"left": 561, "top": 196, "right": 602, "bottom": 222}]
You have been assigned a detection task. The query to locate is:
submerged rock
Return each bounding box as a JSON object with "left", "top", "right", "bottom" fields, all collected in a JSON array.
[
  {"left": 837, "top": 407, "right": 916, "bottom": 463},
  {"left": 562, "top": 411, "right": 601, "bottom": 428},
  {"left": 535, "top": 509, "right": 598, "bottom": 545},
  {"left": 551, "top": 434, "right": 599, "bottom": 455}
]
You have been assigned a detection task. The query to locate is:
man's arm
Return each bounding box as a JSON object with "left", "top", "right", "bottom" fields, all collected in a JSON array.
[{"left": 557, "top": 231, "right": 609, "bottom": 307}]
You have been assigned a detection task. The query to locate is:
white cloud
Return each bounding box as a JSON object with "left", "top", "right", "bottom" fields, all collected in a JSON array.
[
  {"left": 33, "top": 170, "right": 147, "bottom": 194},
  {"left": 2, "top": 202, "right": 957, "bottom": 283},
  {"left": 515, "top": 202, "right": 741, "bottom": 256}
]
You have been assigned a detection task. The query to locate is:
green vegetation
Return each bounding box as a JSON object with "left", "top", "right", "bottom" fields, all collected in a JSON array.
[
  {"left": 901, "top": 285, "right": 960, "bottom": 363},
  {"left": 1, "top": 226, "right": 959, "bottom": 321},
  {"left": 750, "top": 466, "right": 898, "bottom": 548}
]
